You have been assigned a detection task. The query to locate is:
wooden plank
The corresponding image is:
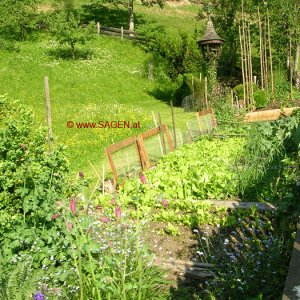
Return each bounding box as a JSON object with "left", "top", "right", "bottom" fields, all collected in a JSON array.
[
  {"left": 163, "top": 124, "right": 174, "bottom": 151},
  {"left": 141, "top": 127, "right": 160, "bottom": 139},
  {"left": 105, "top": 136, "right": 137, "bottom": 154},
  {"left": 105, "top": 148, "right": 118, "bottom": 184},
  {"left": 158, "top": 257, "right": 214, "bottom": 269},
  {"left": 195, "top": 199, "right": 276, "bottom": 211},
  {"left": 100, "top": 25, "right": 134, "bottom": 35},
  {"left": 137, "top": 135, "right": 150, "bottom": 169}
]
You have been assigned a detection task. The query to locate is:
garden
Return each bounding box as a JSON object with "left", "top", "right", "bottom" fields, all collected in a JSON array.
[{"left": 1, "top": 0, "right": 300, "bottom": 299}]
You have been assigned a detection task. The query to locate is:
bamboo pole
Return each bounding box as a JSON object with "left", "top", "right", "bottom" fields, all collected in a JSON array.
[
  {"left": 263, "top": 16, "right": 269, "bottom": 91},
  {"left": 158, "top": 113, "right": 166, "bottom": 155},
  {"left": 239, "top": 24, "right": 246, "bottom": 108},
  {"left": 258, "top": 8, "right": 264, "bottom": 89},
  {"left": 267, "top": 8, "right": 274, "bottom": 99},
  {"left": 44, "top": 76, "right": 52, "bottom": 152},
  {"left": 248, "top": 23, "right": 254, "bottom": 107},
  {"left": 170, "top": 101, "right": 177, "bottom": 148}
]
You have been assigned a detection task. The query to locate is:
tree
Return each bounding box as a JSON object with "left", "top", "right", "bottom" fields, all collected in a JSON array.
[
  {"left": 0, "top": 0, "right": 39, "bottom": 47},
  {"left": 49, "top": 2, "right": 95, "bottom": 59}
]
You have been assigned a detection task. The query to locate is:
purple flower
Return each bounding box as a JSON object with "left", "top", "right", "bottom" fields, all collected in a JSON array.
[
  {"left": 51, "top": 213, "right": 60, "bottom": 220},
  {"left": 100, "top": 216, "right": 110, "bottom": 223},
  {"left": 139, "top": 173, "right": 147, "bottom": 184},
  {"left": 78, "top": 171, "right": 84, "bottom": 178},
  {"left": 162, "top": 198, "right": 168, "bottom": 208},
  {"left": 69, "top": 197, "right": 76, "bottom": 215},
  {"left": 34, "top": 291, "right": 44, "bottom": 300},
  {"left": 115, "top": 206, "right": 121, "bottom": 220},
  {"left": 110, "top": 198, "right": 116, "bottom": 206},
  {"left": 67, "top": 222, "right": 73, "bottom": 232}
]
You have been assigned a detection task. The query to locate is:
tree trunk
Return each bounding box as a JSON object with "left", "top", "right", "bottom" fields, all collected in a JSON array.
[{"left": 129, "top": 0, "right": 134, "bottom": 32}]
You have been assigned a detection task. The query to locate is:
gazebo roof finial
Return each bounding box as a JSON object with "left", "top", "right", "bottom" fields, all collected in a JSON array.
[{"left": 197, "top": 6, "right": 224, "bottom": 46}]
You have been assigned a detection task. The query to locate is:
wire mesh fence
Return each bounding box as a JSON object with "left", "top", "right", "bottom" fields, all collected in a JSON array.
[{"left": 105, "top": 109, "right": 218, "bottom": 184}]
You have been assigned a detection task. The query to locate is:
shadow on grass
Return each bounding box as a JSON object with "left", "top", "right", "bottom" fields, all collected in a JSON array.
[
  {"left": 47, "top": 47, "right": 95, "bottom": 60},
  {"left": 81, "top": 3, "right": 147, "bottom": 29}
]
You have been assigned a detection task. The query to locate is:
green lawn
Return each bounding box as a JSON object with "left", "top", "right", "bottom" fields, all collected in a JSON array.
[
  {"left": 0, "top": 2, "right": 204, "bottom": 181},
  {"left": 0, "top": 36, "right": 195, "bottom": 178}
]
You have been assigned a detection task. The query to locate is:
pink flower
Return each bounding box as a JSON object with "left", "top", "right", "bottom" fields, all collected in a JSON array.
[
  {"left": 51, "top": 213, "right": 60, "bottom": 220},
  {"left": 67, "top": 222, "right": 73, "bottom": 232},
  {"left": 110, "top": 198, "right": 116, "bottom": 206},
  {"left": 115, "top": 206, "right": 121, "bottom": 220},
  {"left": 162, "top": 198, "right": 168, "bottom": 208},
  {"left": 139, "top": 173, "right": 147, "bottom": 184},
  {"left": 100, "top": 216, "right": 110, "bottom": 223},
  {"left": 69, "top": 198, "right": 76, "bottom": 215}
]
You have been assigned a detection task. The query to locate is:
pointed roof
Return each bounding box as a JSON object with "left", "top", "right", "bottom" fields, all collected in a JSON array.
[{"left": 198, "top": 13, "right": 224, "bottom": 45}]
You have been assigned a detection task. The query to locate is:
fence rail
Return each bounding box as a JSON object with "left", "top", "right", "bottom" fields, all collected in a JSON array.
[{"left": 96, "top": 22, "right": 143, "bottom": 41}]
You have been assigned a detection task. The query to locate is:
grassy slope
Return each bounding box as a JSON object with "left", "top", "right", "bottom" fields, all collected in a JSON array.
[{"left": 0, "top": 1, "right": 201, "bottom": 180}]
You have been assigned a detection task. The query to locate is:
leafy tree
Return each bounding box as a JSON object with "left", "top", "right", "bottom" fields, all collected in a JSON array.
[
  {"left": 49, "top": 1, "right": 95, "bottom": 59},
  {"left": 0, "top": 0, "right": 39, "bottom": 48}
]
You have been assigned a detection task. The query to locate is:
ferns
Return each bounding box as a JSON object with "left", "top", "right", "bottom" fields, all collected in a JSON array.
[{"left": 1, "top": 261, "right": 39, "bottom": 300}]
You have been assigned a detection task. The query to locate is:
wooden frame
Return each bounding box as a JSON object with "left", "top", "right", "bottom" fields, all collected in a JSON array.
[
  {"left": 105, "top": 124, "right": 174, "bottom": 184},
  {"left": 196, "top": 108, "right": 218, "bottom": 131}
]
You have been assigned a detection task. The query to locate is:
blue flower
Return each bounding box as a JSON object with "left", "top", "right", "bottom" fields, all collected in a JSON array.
[{"left": 34, "top": 291, "right": 44, "bottom": 300}]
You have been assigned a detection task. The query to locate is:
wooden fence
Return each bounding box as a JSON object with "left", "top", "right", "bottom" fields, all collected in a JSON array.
[
  {"left": 105, "top": 124, "right": 173, "bottom": 184},
  {"left": 96, "top": 22, "right": 143, "bottom": 41}
]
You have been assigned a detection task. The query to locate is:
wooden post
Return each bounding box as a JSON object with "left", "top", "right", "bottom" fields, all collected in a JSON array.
[
  {"left": 231, "top": 89, "right": 234, "bottom": 109},
  {"left": 121, "top": 26, "right": 124, "bottom": 40},
  {"left": 239, "top": 24, "right": 246, "bottom": 108},
  {"left": 267, "top": 8, "right": 275, "bottom": 99},
  {"left": 152, "top": 111, "right": 163, "bottom": 154},
  {"left": 97, "top": 22, "right": 100, "bottom": 35},
  {"left": 158, "top": 113, "right": 166, "bottom": 154},
  {"left": 44, "top": 76, "right": 52, "bottom": 152},
  {"left": 102, "top": 163, "right": 105, "bottom": 195},
  {"left": 170, "top": 101, "right": 177, "bottom": 148},
  {"left": 199, "top": 73, "right": 202, "bottom": 82},
  {"left": 258, "top": 8, "right": 264, "bottom": 89},
  {"left": 204, "top": 77, "right": 208, "bottom": 108}
]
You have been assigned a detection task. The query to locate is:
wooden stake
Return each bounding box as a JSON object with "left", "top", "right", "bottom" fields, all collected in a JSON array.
[
  {"left": 231, "top": 89, "right": 234, "bottom": 109},
  {"left": 267, "top": 8, "right": 274, "bottom": 99},
  {"left": 239, "top": 24, "right": 246, "bottom": 108},
  {"left": 170, "top": 101, "right": 177, "bottom": 148},
  {"left": 258, "top": 8, "right": 264, "bottom": 89},
  {"left": 97, "top": 22, "right": 100, "bottom": 35},
  {"left": 152, "top": 111, "right": 163, "bottom": 154},
  {"left": 158, "top": 113, "right": 166, "bottom": 154},
  {"left": 102, "top": 163, "right": 105, "bottom": 195},
  {"left": 248, "top": 23, "right": 254, "bottom": 107},
  {"left": 264, "top": 16, "right": 269, "bottom": 91},
  {"left": 204, "top": 77, "right": 208, "bottom": 108},
  {"left": 44, "top": 76, "right": 52, "bottom": 152},
  {"left": 121, "top": 26, "right": 124, "bottom": 40}
]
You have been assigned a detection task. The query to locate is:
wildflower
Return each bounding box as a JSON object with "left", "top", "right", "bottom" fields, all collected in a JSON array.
[
  {"left": 111, "top": 198, "right": 116, "bottom": 206},
  {"left": 224, "top": 239, "right": 229, "bottom": 245},
  {"left": 115, "top": 207, "right": 121, "bottom": 220},
  {"left": 69, "top": 198, "right": 76, "bottom": 215},
  {"left": 51, "top": 213, "right": 60, "bottom": 220},
  {"left": 193, "top": 229, "right": 199, "bottom": 233},
  {"left": 100, "top": 216, "right": 109, "bottom": 223},
  {"left": 78, "top": 171, "right": 84, "bottom": 178},
  {"left": 67, "top": 222, "right": 73, "bottom": 232},
  {"left": 34, "top": 291, "right": 44, "bottom": 300},
  {"left": 162, "top": 198, "right": 168, "bottom": 208},
  {"left": 139, "top": 173, "right": 147, "bottom": 184},
  {"left": 197, "top": 251, "right": 204, "bottom": 256}
]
